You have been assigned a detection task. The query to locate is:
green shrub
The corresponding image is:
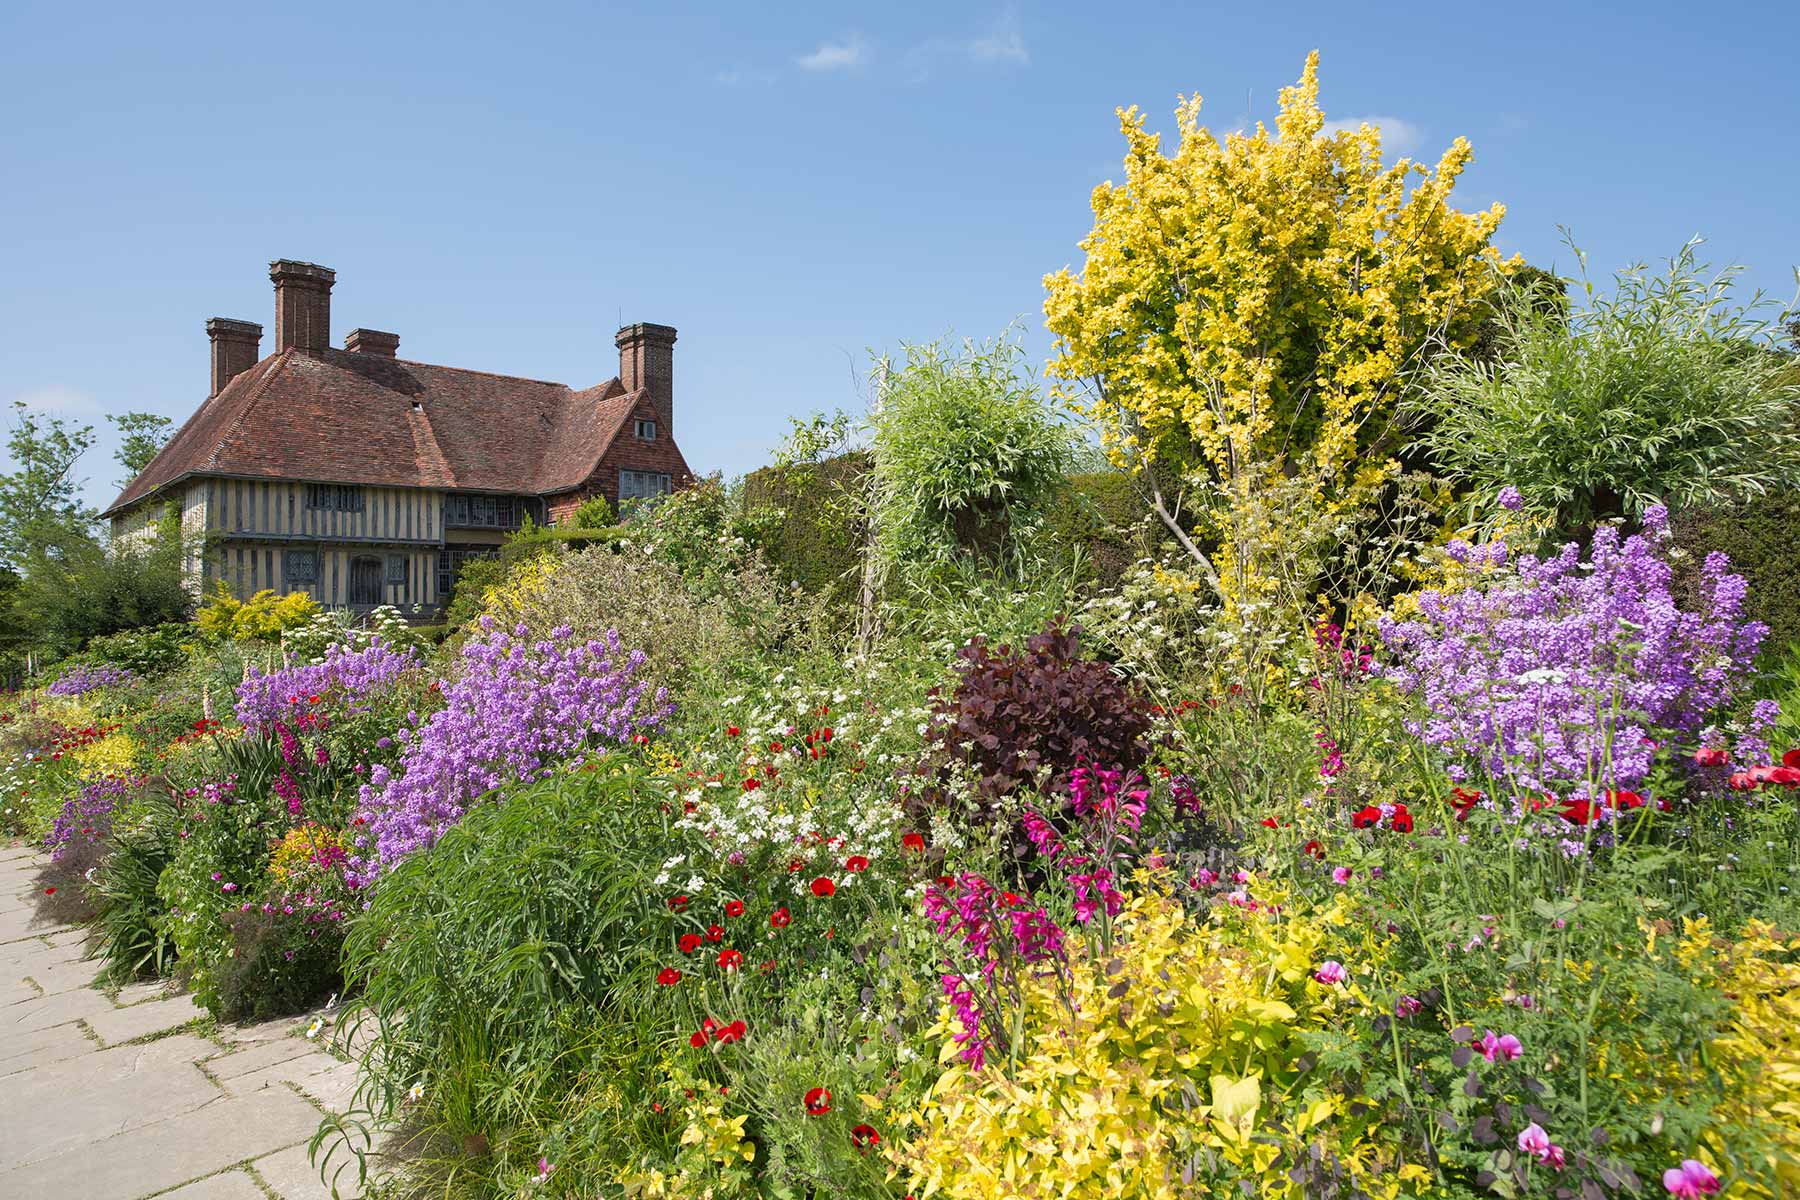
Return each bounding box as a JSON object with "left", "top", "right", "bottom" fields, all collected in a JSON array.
[
  {"left": 562, "top": 494, "right": 616, "bottom": 529},
  {"left": 740, "top": 451, "right": 869, "bottom": 607},
  {"left": 1675, "top": 492, "right": 1800, "bottom": 662}
]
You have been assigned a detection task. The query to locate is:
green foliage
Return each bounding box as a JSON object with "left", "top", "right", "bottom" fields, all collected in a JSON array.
[
  {"left": 1408, "top": 241, "right": 1800, "bottom": 532},
  {"left": 193, "top": 582, "right": 319, "bottom": 643},
  {"left": 869, "top": 336, "right": 1075, "bottom": 589},
  {"left": 14, "top": 531, "right": 194, "bottom": 660},
  {"left": 74, "top": 623, "right": 194, "bottom": 677},
  {"left": 741, "top": 435, "right": 869, "bottom": 610},
  {"left": 1675, "top": 492, "right": 1800, "bottom": 662},
  {"left": 331, "top": 763, "right": 671, "bottom": 1187},
  {"left": 0, "top": 400, "right": 96, "bottom": 571},
  {"left": 94, "top": 791, "right": 180, "bottom": 981},
  {"left": 107, "top": 411, "right": 174, "bottom": 486},
  {"left": 563, "top": 494, "right": 616, "bottom": 529}
]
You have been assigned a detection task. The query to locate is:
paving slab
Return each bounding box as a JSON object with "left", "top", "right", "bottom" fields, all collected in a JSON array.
[
  {"left": 2, "top": 980, "right": 115, "bottom": 1031},
  {"left": 0, "top": 1034, "right": 221, "bottom": 1170},
  {"left": 0, "top": 1086, "right": 321, "bottom": 1200},
  {"left": 254, "top": 1141, "right": 356, "bottom": 1200},
  {"left": 117, "top": 979, "right": 173, "bottom": 1006},
  {"left": 225, "top": 1050, "right": 359, "bottom": 1112},
  {"left": 0, "top": 1019, "right": 94, "bottom": 1077},
  {"left": 160, "top": 1170, "right": 269, "bottom": 1200},
  {"left": 22, "top": 953, "right": 103, "bottom": 996},
  {"left": 207, "top": 1035, "right": 318, "bottom": 1080},
  {"left": 85, "top": 992, "right": 207, "bottom": 1045}
]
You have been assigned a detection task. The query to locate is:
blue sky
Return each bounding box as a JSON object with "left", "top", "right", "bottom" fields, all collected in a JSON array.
[{"left": 2, "top": 1, "right": 1795, "bottom": 510}]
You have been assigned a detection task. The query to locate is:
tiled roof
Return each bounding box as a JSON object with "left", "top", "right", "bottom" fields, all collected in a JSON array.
[{"left": 104, "top": 348, "right": 670, "bottom": 515}]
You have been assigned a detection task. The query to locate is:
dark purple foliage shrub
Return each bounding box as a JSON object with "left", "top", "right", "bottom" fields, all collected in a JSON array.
[{"left": 918, "top": 622, "right": 1151, "bottom": 820}]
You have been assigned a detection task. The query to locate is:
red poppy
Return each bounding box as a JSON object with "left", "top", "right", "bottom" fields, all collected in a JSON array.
[
  {"left": 725, "top": 900, "right": 746, "bottom": 918},
  {"left": 308, "top": 694, "right": 321, "bottom": 705},
  {"left": 1302, "top": 840, "right": 1325, "bottom": 860},
  {"left": 714, "top": 1019, "right": 746, "bottom": 1044},
  {"left": 1350, "top": 806, "right": 1382, "bottom": 829},
  {"left": 787, "top": 858, "right": 804, "bottom": 873},
  {"left": 1784, "top": 748, "right": 1800, "bottom": 770},
  {"left": 803, "top": 1086, "right": 832, "bottom": 1116},
  {"left": 770, "top": 741, "right": 784, "bottom": 753},
  {"left": 936, "top": 875, "right": 956, "bottom": 888},
  {"left": 810, "top": 877, "right": 836, "bottom": 898},
  {"left": 1559, "top": 799, "right": 1596, "bottom": 826},
  {"left": 845, "top": 855, "right": 870, "bottom": 873},
  {"left": 706, "top": 924, "right": 724, "bottom": 943},
  {"left": 770, "top": 907, "right": 792, "bottom": 928},
  {"left": 689, "top": 1029, "right": 707, "bottom": 1047},
  {"left": 718, "top": 948, "right": 744, "bottom": 971},
  {"left": 657, "top": 968, "right": 682, "bottom": 986},
  {"left": 741, "top": 778, "right": 761, "bottom": 791},
  {"left": 1261, "top": 817, "right": 1279, "bottom": 829},
  {"left": 678, "top": 933, "right": 702, "bottom": 954},
  {"left": 1389, "top": 805, "right": 1414, "bottom": 834},
  {"left": 726, "top": 725, "right": 740, "bottom": 738},
  {"left": 759, "top": 960, "right": 777, "bottom": 973},
  {"left": 1606, "top": 790, "right": 1645, "bottom": 810},
  {"left": 667, "top": 895, "right": 689, "bottom": 912},
  {"left": 43, "top": 887, "right": 55, "bottom": 895},
  {"left": 851, "top": 1123, "right": 880, "bottom": 1150},
  {"left": 901, "top": 831, "right": 925, "bottom": 853},
  {"left": 1694, "top": 747, "right": 1731, "bottom": 767}
]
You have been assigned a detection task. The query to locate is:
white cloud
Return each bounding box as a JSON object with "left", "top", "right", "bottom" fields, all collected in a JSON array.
[
  {"left": 796, "top": 35, "right": 868, "bottom": 71},
  {"left": 1321, "top": 115, "right": 1423, "bottom": 155},
  {"left": 966, "top": 6, "right": 1028, "bottom": 64}
]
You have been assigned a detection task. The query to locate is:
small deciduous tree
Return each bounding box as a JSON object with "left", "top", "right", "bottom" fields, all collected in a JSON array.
[
  {"left": 0, "top": 401, "right": 96, "bottom": 570},
  {"left": 1408, "top": 240, "right": 1800, "bottom": 533},
  {"left": 1043, "top": 52, "right": 1510, "bottom": 614},
  {"left": 107, "top": 412, "right": 174, "bottom": 486}
]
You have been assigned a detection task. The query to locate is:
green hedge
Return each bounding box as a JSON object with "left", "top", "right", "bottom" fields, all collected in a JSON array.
[
  {"left": 1674, "top": 492, "right": 1800, "bottom": 661},
  {"left": 1045, "top": 470, "right": 1167, "bottom": 593},
  {"left": 740, "top": 453, "right": 869, "bottom": 606}
]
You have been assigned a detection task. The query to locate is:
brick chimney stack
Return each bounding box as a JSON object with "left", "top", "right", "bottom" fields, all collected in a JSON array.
[
  {"left": 206, "top": 318, "right": 262, "bottom": 396},
  {"left": 270, "top": 260, "right": 335, "bottom": 353},
  {"left": 345, "top": 328, "right": 399, "bottom": 358},
  {"left": 615, "top": 322, "right": 677, "bottom": 437}
]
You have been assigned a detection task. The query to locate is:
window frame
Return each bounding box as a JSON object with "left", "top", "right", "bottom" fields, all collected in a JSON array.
[
  {"left": 304, "top": 484, "right": 364, "bottom": 513},
  {"left": 634, "top": 418, "right": 657, "bottom": 441},
  {"left": 283, "top": 549, "right": 318, "bottom": 584},
  {"left": 618, "top": 469, "right": 673, "bottom": 502}
]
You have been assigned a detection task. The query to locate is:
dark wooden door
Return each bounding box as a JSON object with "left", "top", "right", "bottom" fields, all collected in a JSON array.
[{"left": 349, "top": 556, "right": 383, "bottom": 606}]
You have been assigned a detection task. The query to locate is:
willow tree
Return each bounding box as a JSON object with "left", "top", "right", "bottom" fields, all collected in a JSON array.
[{"left": 1044, "top": 52, "right": 1512, "bottom": 615}]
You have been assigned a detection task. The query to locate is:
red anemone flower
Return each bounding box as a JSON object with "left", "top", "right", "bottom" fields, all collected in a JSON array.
[
  {"left": 1694, "top": 747, "right": 1731, "bottom": 767},
  {"left": 726, "top": 725, "right": 740, "bottom": 738},
  {"left": 803, "top": 1087, "right": 832, "bottom": 1116},
  {"left": 1389, "top": 805, "right": 1414, "bottom": 834},
  {"left": 1606, "top": 790, "right": 1645, "bottom": 810},
  {"left": 43, "top": 886, "right": 56, "bottom": 896},
  {"left": 718, "top": 948, "right": 744, "bottom": 971},
  {"left": 741, "top": 778, "right": 761, "bottom": 791},
  {"left": 725, "top": 899, "right": 746, "bottom": 918},
  {"left": 705, "top": 924, "right": 724, "bottom": 942},
  {"left": 770, "top": 907, "right": 792, "bottom": 928},
  {"left": 810, "top": 877, "right": 836, "bottom": 898},
  {"left": 1261, "top": 817, "right": 1279, "bottom": 829},
  {"left": 667, "top": 895, "right": 689, "bottom": 912},
  {"left": 769, "top": 741, "right": 784, "bottom": 753},
  {"left": 1559, "top": 800, "right": 1596, "bottom": 826},
  {"left": 657, "top": 968, "right": 683, "bottom": 986},
  {"left": 1784, "top": 748, "right": 1800, "bottom": 770},
  {"left": 714, "top": 1020, "right": 746, "bottom": 1044},
  {"left": 678, "top": 933, "right": 702, "bottom": 954},
  {"left": 851, "top": 1123, "right": 880, "bottom": 1150},
  {"left": 1350, "top": 806, "right": 1382, "bottom": 829},
  {"left": 845, "top": 855, "right": 870, "bottom": 873},
  {"left": 901, "top": 831, "right": 925, "bottom": 853},
  {"left": 1302, "top": 840, "right": 1325, "bottom": 860}
]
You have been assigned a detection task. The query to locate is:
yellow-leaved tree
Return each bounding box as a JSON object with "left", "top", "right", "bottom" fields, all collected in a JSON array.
[{"left": 1044, "top": 52, "right": 1512, "bottom": 618}]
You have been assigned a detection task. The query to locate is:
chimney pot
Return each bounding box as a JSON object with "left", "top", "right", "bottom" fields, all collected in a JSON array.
[
  {"left": 346, "top": 328, "right": 399, "bottom": 358},
  {"left": 206, "top": 317, "right": 262, "bottom": 396},
  {"left": 615, "top": 322, "right": 677, "bottom": 437},
  {"left": 270, "top": 259, "right": 335, "bottom": 353}
]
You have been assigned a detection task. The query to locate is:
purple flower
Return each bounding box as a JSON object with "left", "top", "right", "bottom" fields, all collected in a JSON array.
[
  {"left": 1313, "top": 960, "right": 1347, "bottom": 985},
  {"left": 1498, "top": 485, "right": 1524, "bottom": 511},
  {"left": 47, "top": 663, "right": 138, "bottom": 697}
]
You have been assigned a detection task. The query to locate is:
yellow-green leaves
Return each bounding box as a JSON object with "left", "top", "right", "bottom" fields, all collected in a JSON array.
[{"left": 1044, "top": 51, "right": 1509, "bottom": 612}]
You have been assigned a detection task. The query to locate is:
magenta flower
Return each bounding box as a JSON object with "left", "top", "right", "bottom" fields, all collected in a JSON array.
[
  {"left": 1478, "top": 1028, "right": 1522, "bottom": 1062},
  {"left": 1517, "top": 1122, "right": 1550, "bottom": 1159},
  {"left": 1663, "top": 1160, "right": 1720, "bottom": 1198},
  {"left": 1331, "top": 866, "right": 1353, "bottom": 885},
  {"left": 1313, "top": 960, "right": 1347, "bottom": 986}
]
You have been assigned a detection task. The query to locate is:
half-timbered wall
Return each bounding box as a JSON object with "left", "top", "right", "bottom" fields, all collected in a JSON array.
[
  {"left": 218, "top": 543, "right": 438, "bottom": 610},
  {"left": 204, "top": 481, "right": 441, "bottom": 545}
]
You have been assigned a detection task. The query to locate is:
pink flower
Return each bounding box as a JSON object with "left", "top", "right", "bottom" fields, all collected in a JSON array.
[
  {"left": 1331, "top": 866, "right": 1353, "bottom": 885},
  {"left": 1313, "top": 960, "right": 1347, "bottom": 985},
  {"left": 1395, "top": 995, "right": 1423, "bottom": 1018},
  {"left": 1663, "top": 1160, "right": 1720, "bottom": 1198},
  {"left": 1517, "top": 1123, "right": 1551, "bottom": 1160},
  {"left": 1478, "top": 1029, "right": 1522, "bottom": 1061}
]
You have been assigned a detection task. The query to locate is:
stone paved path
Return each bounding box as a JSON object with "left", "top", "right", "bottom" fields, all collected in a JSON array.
[{"left": 1, "top": 841, "right": 367, "bottom": 1200}]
